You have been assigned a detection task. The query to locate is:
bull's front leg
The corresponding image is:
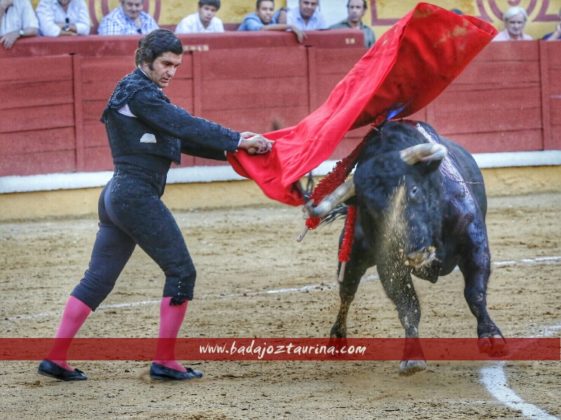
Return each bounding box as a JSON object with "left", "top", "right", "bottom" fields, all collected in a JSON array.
[
  {"left": 330, "top": 238, "right": 372, "bottom": 339},
  {"left": 330, "top": 260, "right": 367, "bottom": 339},
  {"left": 459, "top": 224, "right": 505, "bottom": 355},
  {"left": 377, "top": 264, "right": 426, "bottom": 375}
]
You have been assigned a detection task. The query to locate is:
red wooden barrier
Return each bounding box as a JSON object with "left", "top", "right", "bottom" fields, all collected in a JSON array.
[{"left": 0, "top": 32, "right": 559, "bottom": 178}]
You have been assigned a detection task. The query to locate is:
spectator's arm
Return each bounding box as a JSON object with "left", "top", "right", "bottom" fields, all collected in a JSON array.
[
  {"left": 260, "top": 24, "right": 305, "bottom": 43},
  {"left": 146, "top": 15, "right": 159, "bottom": 33},
  {"left": 21, "top": 0, "right": 39, "bottom": 32},
  {"left": 98, "top": 17, "right": 122, "bottom": 35},
  {"left": 36, "top": 1, "right": 62, "bottom": 37},
  {"left": 547, "top": 23, "right": 561, "bottom": 41},
  {"left": 318, "top": 14, "right": 328, "bottom": 30},
  {"left": 238, "top": 16, "right": 262, "bottom": 31},
  {"left": 0, "top": 0, "right": 11, "bottom": 21},
  {"left": 75, "top": 1, "right": 91, "bottom": 35},
  {"left": 216, "top": 18, "right": 224, "bottom": 32},
  {"left": 175, "top": 17, "right": 189, "bottom": 34}
]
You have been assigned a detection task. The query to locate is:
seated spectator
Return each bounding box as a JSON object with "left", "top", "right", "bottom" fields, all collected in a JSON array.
[
  {"left": 286, "top": 0, "right": 327, "bottom": 31},
  {"left": 274, "top": 6, "right": 287, "bottom": 24},
  {"left": 493, "top": 6, "right": 533, "bottom": 41},
  {"left": 175, "top": 0, "right": 223, "bottom": 34},
  {"left": 0, "top": 0, "right": 38, "bottom": 49},
  {"left": 36, "top": 0, "right": 91, "bottom": 37},
  {"left": 238, "top": 0, "right": 305, "bottom": 43},
  {"left": 543, "top": 7, "right": 560, "bottom": 41},
  {"left": 329, "top": 0, "right": 375, "bottom": 48},
  {"left": 98, "top": 0, "right": 158, "bottom": 36}
]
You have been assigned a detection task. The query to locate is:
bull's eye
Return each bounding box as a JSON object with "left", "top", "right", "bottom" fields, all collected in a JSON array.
[{"left": 410, "top": 185, "right": 419, "bottom": 198}]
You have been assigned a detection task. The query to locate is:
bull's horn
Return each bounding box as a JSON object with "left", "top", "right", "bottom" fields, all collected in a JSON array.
[
  {"left": 307, "top": 178, "right": 355, "bottom": 218},
  {"left": 400, "top": 143, "right": 447, "bottom": 165}
]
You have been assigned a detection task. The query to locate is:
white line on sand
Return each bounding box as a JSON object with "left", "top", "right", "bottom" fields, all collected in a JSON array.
[
  {"left": 4, "top": 256, "right": 561, "bottom": 322},
  {"left": 481, "top": 362, "right": 558, "bottom": 419},
  {"left": 479, "top": 324, "right": 561, "bottom": 419}
]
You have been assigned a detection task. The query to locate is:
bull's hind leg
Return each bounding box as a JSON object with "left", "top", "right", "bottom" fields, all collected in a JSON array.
[{"left": 377, "top": 265, "right": 426, "bottom": 375}]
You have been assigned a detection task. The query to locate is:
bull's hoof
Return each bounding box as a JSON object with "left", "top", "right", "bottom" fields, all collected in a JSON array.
[
  {"left": 399, "top": 360, "right": 427, "bottom": 376},
  {"left": 478, "top": 334, "right": 507, "bottom": 357},
  {"left": 329, "top": 325, "right": 347, "bottom": 339}
]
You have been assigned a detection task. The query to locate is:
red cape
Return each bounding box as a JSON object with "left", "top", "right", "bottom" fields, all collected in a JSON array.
[{"left": 227, "top": 3, "right": 497, "bottom": 206}]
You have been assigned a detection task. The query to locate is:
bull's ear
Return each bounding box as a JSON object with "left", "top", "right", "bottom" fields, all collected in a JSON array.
[{"left": 400, "top": 143, "right": 447, "bottom": 165}]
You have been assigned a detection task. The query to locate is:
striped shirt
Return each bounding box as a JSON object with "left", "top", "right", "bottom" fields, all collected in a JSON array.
[{"left": 98, "top": 6, "right": 158, "bottom": 36}]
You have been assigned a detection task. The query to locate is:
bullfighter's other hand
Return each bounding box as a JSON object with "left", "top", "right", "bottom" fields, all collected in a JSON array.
[{"left": 239, "top": 132, "right": 274, "bottom": 155}]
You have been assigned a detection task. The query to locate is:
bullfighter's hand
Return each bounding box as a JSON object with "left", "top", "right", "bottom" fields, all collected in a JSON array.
[{"left": 239, "top": 132, "right": 274, "bottom": 155}]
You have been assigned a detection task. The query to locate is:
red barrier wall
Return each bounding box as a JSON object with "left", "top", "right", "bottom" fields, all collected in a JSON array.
[{"left": 0, "top": 32, "right": 559, "bottom": 177}]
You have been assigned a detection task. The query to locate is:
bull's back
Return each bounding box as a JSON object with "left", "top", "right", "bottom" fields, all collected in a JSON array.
[{"left": 439, "top": 137, "right": 487, "bottom": 217}]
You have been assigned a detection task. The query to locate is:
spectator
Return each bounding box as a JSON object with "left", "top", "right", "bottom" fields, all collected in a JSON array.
[
  {"left": 329, "top": 0, "right": 375, "bottom": 48},
  {"left": 175, "top": 0, "right": 223, "bottom": 34},
  {"left": 274, "top": 6, "right": 287, "bottom": 24},
  {"left": 286, "top": 0, "right": 327, "bottom": 31},
  {"left": 238, "top": 0, "right": 305, "bottom": 43},
  {"left": 98, "top": 0, "right": 158, "bottom": 36},
  {"left": 0, "top": 0, "right": 38, "bottom": 49},
  {"left": 543, "top": 7, "right": 561, "bottom": 41},
  {"left": 493, "top": 6, "right": 533, "bottom": 41},
  {"left": 36, "top": 0, "right": 91, "bottom": 37}
]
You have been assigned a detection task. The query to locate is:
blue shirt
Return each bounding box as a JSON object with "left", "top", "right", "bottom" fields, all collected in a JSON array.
[
  {"left": 98, "top": 6, "right": 158, "bottom": 35},
  {"left": 237, "top": 13, "right": 266, "bottom": 31}
]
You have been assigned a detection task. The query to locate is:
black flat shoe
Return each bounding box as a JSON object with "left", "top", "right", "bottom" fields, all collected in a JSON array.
[
  {"left": 150, "top": 363, "right": 203, "bottom": 381},
  {"left": 38, "top": 359, "right": 87, "bottom": 381}
]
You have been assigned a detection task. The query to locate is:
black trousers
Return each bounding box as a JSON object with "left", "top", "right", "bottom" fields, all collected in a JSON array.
[{"left": 72, "top": 166, "right": 196, "bottom": 310}]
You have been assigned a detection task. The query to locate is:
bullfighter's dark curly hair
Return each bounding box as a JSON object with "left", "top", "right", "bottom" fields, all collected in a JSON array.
[{"left": 135, "top": 29, "right": 183, "bottom": 67}]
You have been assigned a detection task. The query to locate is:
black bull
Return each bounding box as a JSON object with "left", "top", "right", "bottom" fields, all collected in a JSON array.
[{"left": 317, "top": 120, "right": 505, "bottom": 374}]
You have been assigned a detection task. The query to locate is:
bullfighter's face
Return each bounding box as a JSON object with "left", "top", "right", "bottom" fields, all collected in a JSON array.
[{"left": 142, "top": 52, "right": 183, "bottom": 89}]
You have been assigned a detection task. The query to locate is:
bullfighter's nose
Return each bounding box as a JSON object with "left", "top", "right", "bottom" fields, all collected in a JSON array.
[{"left": 405, "top": 246, "right": 436, "bottom": 269}]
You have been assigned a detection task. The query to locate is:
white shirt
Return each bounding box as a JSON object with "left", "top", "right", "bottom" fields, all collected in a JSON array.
[
  {"left": 36, "top": 0, "right": 91, "bottom": 37},
  {"left": 492, "top": 30, "right": 533, "bottom": 41},
  {"left": 175, "top": 13, "right": 224, "bottom": 34},
  {"left": 286, "top": 7, "right": 327, "bottom": 31},
  {"left": 0, "top": 0, "right": 38, "bottom": 36}
]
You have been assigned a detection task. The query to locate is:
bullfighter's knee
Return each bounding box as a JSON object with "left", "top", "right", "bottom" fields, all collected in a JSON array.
[{"left": 164, "top": 262, "right": 197, "bottom": 305}]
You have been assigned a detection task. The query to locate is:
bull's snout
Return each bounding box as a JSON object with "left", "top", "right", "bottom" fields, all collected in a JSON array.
[{"left": 404, "top": 246, "right": 436, "bottom": 269}]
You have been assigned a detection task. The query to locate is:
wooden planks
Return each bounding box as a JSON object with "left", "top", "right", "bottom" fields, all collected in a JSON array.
[
  {"left": 0, "top": 35, "right": 559, "bottom": 179},
  {"left": 0, "top": 56, "right": 76, "bottom": 175}
]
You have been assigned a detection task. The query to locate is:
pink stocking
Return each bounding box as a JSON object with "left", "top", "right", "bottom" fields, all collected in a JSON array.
[
  {"left": 48, "top": 296, "right": 92, "bottom": 370},
  {"left": 153, "top": 297, "right": 188, "bottom": 372}
]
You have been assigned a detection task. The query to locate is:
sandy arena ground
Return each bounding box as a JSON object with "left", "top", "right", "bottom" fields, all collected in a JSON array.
[{"left": 0, "top": 192, "right": 560, "bottom": 419}]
